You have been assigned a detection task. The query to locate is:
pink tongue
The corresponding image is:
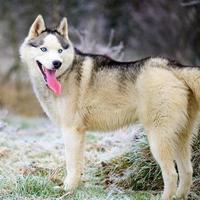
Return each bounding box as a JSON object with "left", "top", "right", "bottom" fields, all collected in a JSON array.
[{"left": 44, "top": 69, "right": 61, "bottom": 96}]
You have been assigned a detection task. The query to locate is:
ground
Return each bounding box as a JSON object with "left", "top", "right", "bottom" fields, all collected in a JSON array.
[{"left": 0, "top": 110, "right": 161, "bottom": 200}]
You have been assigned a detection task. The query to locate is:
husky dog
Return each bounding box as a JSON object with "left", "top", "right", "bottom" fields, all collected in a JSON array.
[{"left": 20, "top": 15, "right": 200, "bottom": 200}]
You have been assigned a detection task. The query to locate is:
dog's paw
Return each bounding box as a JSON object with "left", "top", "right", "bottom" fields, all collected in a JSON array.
[
  {"left": 175, "top": 193, "right": 187, "bottom": 200},
  {"left": 161, "top": 194, "right": 177, "bottom": 200},
  {"left": 175, "top": 188, "right": 188, "bottom": 200},
  {"left": 63, "top": 176, "right": 80, "bottom": 191}
]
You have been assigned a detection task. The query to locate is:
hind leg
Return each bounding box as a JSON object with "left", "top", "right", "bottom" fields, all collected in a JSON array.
[
  {"left": 148, "top": 131, "right": 178, "bottom": 200},
  {"left": 136, "top": 67, "right": 193, "bottom": 199},
  {"left": 175, "top": 97, "right": 198, "bottom": 199},
  {"left": 175, "top": 140, "right": 192, "bottom": 200}
]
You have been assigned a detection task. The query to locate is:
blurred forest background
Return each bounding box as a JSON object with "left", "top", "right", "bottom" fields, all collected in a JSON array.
[{"left": 1, "top": 0, "right": 200, "bottom": 116}]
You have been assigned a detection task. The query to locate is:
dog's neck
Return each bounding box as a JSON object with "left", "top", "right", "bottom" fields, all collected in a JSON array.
[{"left": 57, "top": 48, "right": 87, "bottom": 80}]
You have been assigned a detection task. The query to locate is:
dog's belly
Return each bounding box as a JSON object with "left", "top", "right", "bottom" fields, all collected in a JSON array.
[{"left": 85, "top": 108, "right": 138, "bottom": 132}]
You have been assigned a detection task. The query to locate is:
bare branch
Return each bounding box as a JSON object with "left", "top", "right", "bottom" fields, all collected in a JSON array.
[
  {"left": 71, "top": 27, "right": 124, "bottom": 61},
  {"left": 107, "top": 29, "right": 114, "bottom": 48},
  {"left": 181, "top": 0, "right": 200, "bottom": 7}
]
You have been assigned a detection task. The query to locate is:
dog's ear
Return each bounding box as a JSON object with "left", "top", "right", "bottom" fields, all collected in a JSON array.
[
  {"left": 28, "top": 15, "right": 45, "bottom": 39},
  {"left": 57, "top": 17, "right": 68, "bottom": 39}
]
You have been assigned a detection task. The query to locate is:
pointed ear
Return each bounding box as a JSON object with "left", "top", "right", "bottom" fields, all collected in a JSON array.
[
  {"left": 28, "top": 15, "right": 45, "bottom": 39},
  {"left": 57, "top": 17, "right": 68, "bottom": 39}
]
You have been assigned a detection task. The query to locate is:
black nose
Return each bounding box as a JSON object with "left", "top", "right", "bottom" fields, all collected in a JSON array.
[{"left": 53, "top": 60, "right": 62, "bottom": 69}]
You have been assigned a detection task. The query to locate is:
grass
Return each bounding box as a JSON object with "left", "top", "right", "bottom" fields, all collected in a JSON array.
[
  {"left": 97, "top": 130, "right": 200, "bottom": 200},
  {"left": 96, "top": 134, "right": 163, "bottom": 191},
  {"left": 0, "top": 167, "right": 152, "bottom": 200},
  {"left": 0, "top": 113, "right": 153, "bottom": 200},
  {"left": 14, "top": 176, "right": 63, "bottom": 197},
  {"left": 190, "top": 133, "right": 200, "bottom": 198},
  {"left": 2, "top": 112, "right": 200, "bottom": 199}
]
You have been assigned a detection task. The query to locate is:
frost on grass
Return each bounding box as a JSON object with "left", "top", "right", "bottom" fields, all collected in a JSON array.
[
  {"left": 0, "top": 111, "right": 152, "bottom": 199},
  {"left": 1, "top": 109, "right": 200, "bottom": 199},
  {"left": 96, "top": 131, "right": 163, "bottom": 191},
  {"left": 96, "top": 125, "right": 200, "bottom": 200},
  {"left": 0, "top": 111, "right": 66, "bottom": 199}
]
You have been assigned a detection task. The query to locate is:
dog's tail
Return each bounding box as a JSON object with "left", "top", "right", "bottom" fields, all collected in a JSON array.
[{"left": 169, "top": 60, "right": 200, "bottom": 102}]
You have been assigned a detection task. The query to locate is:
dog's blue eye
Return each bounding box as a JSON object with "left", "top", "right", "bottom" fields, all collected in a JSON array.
[
  {"left": 40, "top": 47, "right": 47, "bottom": 52},
  {"left": 58, "top": 49, "right": 63, "bottom": 53}
]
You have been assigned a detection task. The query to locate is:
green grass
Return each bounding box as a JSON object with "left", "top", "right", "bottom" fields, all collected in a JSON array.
[
  {"left": 6, "top": 114, "right": 200, "bottom": 199},
  {"left": 14, "top": 176, "right": 64, "bottom": 198},
  {"left": 97, "top": 133, "right": 200, "bottom": 200},
  {"left": 1, "top": 113, "right": 200, "bottom": 199},
  {"left": 0, "top": 114, "right": 155, "bottom": 200},
  {"left": 96, "top": 135, "right": 163, "bottom": 191},
  {"left": 5, "top": 113, "right": 200, "bottom": 199},
  {"left": 0, "top": 174, "right": 152, "bottom": 200}
]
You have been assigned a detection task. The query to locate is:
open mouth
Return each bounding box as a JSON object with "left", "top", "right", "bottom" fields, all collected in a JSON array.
[
  {"left": 36, "top": 60, "right": 62, "bottom": 96},
  {"left": 36, "top": 60, "right": 47, "bottom": 82}
]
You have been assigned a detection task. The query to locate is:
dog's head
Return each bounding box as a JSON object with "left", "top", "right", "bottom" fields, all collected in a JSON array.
[{"left": 20, "top": 15, "right": 74, "bottom": 95}]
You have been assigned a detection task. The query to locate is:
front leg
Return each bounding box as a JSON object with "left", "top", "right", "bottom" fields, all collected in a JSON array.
[{"left": 62, "top": 127, "right": 85, "bottom": 191}]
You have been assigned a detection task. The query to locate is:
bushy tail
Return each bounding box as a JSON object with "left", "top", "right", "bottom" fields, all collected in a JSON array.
[{"left": 172, "top": 65, "right": 200, "bottom": 103}]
